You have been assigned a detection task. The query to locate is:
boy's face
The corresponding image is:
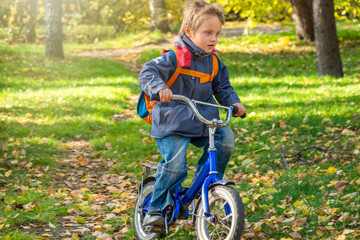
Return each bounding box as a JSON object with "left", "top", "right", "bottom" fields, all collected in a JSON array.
[{"left": 186, "top": 15, "right": 222, "bottom": 54}]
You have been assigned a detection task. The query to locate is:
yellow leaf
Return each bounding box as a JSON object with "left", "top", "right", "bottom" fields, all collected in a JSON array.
[
  {"left": 76, "top": 217, "right": 86, "bottom": 224},
  {"left": 42, "top": 233, "right": 53, "bottom": 237},
  {"left": 327, "top": 167, "right": 337, "bottom": 174},
  {"left": 72, "top": 233, "right": 80, "bottom": 240},
  {"left": 278, "top": 36, "right": 290, "bottom": 47},
  {"left": 291, "top": 128, "right": 298, "bottom": 134},
  {"left": 327, "top": 180, "right": 338, "bottom": 187},
  {"left": 266, "top": 216, "right": 276, "bottom": 222},
  {"left": 93, "top": 226, "right": 105, "bottom": 232},
  {"left": 4, "top": 170, "right": 12, "bottom": 177},
  {"left": 265, "top": 188, "right": 278, "bottom": 194},
  {"left": 254, "top": 226, "right": 262, "bottom": 231},
  {"left": 242, "top": 197, "right": 250, "bottom": 203},
  {"left": 302, "top": 208, "right": 309, "bottom": 214},
  {"left": 281, "top": 136, "right": 287, "bottom": 142},
  {"left": 112, "top": 208, "right": 122, "bottom": 214},
  {"left": 324, "top": 141, "right": 332, "bottom": 147},
  {"left": 253, "top": 193, "right": 262, "bottom": 201},
  {"left": 293, "top": 201, "right": 304, "bottom": 208},
  {"left": 120, "top": 205, "right": 127, "bottom": 211},
  {"left": 264, "top": 181, "right": 273, "bottom": 187},
  {"left": 80, "top": 206, "right": 96, "bottom": 214}
]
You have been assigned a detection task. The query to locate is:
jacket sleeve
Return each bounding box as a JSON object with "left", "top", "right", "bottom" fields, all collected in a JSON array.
[
  {"left": 138, "top": 51, "right": 175, "bottom": 95},
  {"left": 212, "top": 58, "right": 241, "bottom": 106}
]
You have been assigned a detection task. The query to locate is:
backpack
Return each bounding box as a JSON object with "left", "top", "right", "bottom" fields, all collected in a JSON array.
[{"left": 137, "top": 48, "right": 219, "bottom": 124}]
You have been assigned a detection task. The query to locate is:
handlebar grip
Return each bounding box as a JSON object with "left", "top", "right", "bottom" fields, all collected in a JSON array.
[
  {"left": 150, "top": 94, "right": 160, "bottom": 101},
  {"left": 232, "top": 106, "right": 238, "bottom": 117},
  {"left": 232, "top": 105, "right": 247, "bottom": 119}
]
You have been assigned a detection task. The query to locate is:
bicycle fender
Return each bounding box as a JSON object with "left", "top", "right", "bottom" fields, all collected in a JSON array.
[
  {"left": 192, "top": 180, "right": 236, "bottom": 225},
  {"left": 210, "top": 179, "right": 236, "bottom": 187},
  {"left": 137, "top": 174, "right": 156, "bottom": 193}
]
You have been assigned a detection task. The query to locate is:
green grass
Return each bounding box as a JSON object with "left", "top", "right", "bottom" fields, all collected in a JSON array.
[{"left": 1, "top": 23, "right": 360, "bottom": 239}]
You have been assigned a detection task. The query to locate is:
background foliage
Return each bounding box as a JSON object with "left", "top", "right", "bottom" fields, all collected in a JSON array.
[{"left": 0, "top": 0, "right": 358, "bottom": 43}]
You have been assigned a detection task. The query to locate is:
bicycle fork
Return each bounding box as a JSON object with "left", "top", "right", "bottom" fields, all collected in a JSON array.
[
  {"left": 183, "top": 125, "right": 221, "bottom": 220},
  {"left": 202, "top": 125, "right": 221, "bottom": 220}
]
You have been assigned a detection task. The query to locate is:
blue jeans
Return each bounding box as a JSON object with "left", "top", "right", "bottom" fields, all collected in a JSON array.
[{"left": 148, "top": 127, "right": 235, "bottom": 212}]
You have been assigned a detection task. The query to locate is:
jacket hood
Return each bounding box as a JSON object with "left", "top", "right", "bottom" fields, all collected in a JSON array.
[{"left": 173, "top": 35, "right": 222, "bottom": 67}]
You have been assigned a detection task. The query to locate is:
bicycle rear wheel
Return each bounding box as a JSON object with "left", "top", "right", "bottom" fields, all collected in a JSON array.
[
  {"left": 195, "top": 185, "right": 245, "bottom": 240},
  {"left": 133, "top": 181, "right": 160, "bottom": 240}
]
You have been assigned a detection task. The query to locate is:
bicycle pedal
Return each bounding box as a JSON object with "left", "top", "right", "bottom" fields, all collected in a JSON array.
[{"left": 144, "top": 225, "right": 164, "bottom": 233}]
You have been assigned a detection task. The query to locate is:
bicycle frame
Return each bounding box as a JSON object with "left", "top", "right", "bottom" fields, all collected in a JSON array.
[
  {"left": 170, "top": 95, "right": 234, "bottom": 220},
  {"left": 143, "top": 94, "right": 235, "bottom": 223}
]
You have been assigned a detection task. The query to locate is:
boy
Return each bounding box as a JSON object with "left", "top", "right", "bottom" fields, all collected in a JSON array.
[{"left": 138, "top": 0, "right": 246, "bottom": 230}]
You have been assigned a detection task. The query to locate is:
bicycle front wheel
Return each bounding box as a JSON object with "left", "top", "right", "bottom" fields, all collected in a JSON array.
[
  {"left": 133, "top": 181, "right": 160, "bottom": 240},
  {"left": 195, "top": 185, "right": 245, "bottom": 240}
]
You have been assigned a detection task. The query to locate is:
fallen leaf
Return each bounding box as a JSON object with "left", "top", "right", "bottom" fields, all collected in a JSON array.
[
  {"left": 4, "top": 170, "right": 12, "bottom": 177},
  {"left": 279, "top": 120, "right": 287, "bottom": 129},
  {"left": 338, "top": 212, "right": 350, "bottom": 222},
  {"left": 289, "top": 232, "right": 302, "bottom": 239},
  {"left": 293, "top": 201, "right": 304, "bottom": 208},
  {"left": 327, "top": 167, "right": 337, "bottom": 174},
  {"left": 343, "top": 229, "right": 356, "bottom": 235},
  {"left": 334, "top": 181, "right": 349, "bottom": 193},
  {"left": 76, "top": 217, "right": 86, "bottom": 224}
]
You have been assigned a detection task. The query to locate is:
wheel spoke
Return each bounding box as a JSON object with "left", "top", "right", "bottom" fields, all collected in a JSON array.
[
  {"left": 221, "top": 212, "right": 232, "bottom": 221},
  {"left": 218, "top": 218, "right": 231, "bottom": 230}
]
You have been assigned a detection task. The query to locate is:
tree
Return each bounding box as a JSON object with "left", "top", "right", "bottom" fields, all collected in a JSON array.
[
  {"left": 288, "top": 0, "right": 315, "bottom": 42},
  {"left": 149, "top": 0, "right": 171, "bottom": 33},
  {"left": 313, "top": 0, "right": 343, "bottom": 77},
  {"left": 45, "top": 0, "right": 64, "bottom": 58},
  {"left": 26, "top": 0, "right": 38, "bottom": 42}
]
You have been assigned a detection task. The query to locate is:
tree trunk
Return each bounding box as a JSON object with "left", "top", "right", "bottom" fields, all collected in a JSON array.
[
  {"left": 289, "top": 0, "right": 315, "bottom": 43},
  {"left": 26, "top": 0, "right": 38, "bottom": 43},
  {"left": 149, "top": 0, "right": 171, "bottom": 33},
  {"left": 45, "top": 0, "right": 64, "bottom": 58},
  {"left": 313, "top": 0, "right": 343, "bottom": 77}
]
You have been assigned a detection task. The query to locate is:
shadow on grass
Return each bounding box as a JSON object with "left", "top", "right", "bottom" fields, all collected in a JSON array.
[{"left": 1, "top": 50, "right": 139, "bottom": 93}]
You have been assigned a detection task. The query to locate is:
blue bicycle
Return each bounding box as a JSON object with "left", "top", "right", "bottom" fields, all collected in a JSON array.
[{"left": 133, "top": 95, "right": 245, "bottom": 240}]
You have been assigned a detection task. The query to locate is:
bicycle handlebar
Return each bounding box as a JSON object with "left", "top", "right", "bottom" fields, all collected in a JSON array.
[{"left": 150, "top": 94, "right": 245, "bottom": 128}]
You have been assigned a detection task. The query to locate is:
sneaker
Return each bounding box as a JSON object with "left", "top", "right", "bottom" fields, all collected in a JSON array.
[
  {"left": 143, "top": 211, "right": 165, "bottom": 227},
  {"left": 178, "top": 203, "right": 189, "bottom": 220}
]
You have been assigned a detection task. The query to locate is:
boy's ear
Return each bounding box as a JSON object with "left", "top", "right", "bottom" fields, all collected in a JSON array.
[{"left": 184, "top": 25, "right": 193, "bottom": 38}]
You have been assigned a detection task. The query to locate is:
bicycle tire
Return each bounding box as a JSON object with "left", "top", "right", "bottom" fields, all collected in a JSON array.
[
  {"left": 133, "top": 181, "right": 161, "bottom": 240},
  {"left": 195, "top": 185, "right": 245, "bottom": 240}
]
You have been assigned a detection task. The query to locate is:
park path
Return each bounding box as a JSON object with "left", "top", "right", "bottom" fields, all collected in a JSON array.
[{"left": 70, "top": 25, "right": 290, "bottom": 74}]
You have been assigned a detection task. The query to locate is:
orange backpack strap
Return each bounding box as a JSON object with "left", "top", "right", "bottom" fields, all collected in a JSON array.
[
  {"left": 165, "top": 48, "right": 181, "bottom": 88},
  {"left": 210, "top": 53, "right": 219, "bottom": 81},
  {"left": 176, "top": 54, "right": 218, "bottom": 84},
  {"left": 166, "top": 48, "right": 219, "bottom": 86}
]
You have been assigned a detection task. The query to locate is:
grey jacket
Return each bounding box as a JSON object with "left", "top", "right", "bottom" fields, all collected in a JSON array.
[{"left": 138, "top": 36, "right": 240, "bottom": 138}]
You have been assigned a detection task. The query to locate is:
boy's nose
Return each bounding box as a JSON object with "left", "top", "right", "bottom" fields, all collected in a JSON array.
[{"left": 211, "top": 35, "right": 217, "bottom": 42}]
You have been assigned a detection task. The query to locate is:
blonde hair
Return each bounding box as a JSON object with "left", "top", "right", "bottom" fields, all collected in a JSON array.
[{"left": 178, "top": 0, "right": 225, "bottom": 37}]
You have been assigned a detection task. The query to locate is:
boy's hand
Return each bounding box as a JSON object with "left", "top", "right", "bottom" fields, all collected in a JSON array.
[
  {"left": 158, "top": 89, "right": 173, "bottom": 103},
  {"left": 233, "top": 103, "right": 246, "bottom": 117}
]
